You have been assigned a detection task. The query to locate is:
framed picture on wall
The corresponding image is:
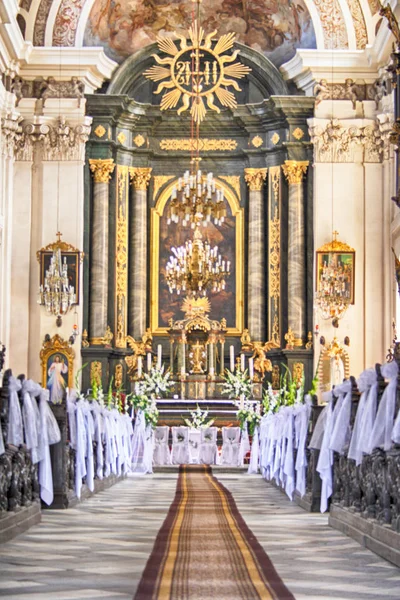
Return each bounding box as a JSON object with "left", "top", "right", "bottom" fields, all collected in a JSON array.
[
  {"left": 40, "top": 334, "right": 75, "bottom": 404},
  {"left": 37, "top": 235, "right": 83, "bottom": 305},
  {"left": 316, "top": 241, "right": 355, "bottom": 305}
]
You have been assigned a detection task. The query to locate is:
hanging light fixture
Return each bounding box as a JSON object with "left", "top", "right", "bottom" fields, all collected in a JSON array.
[
  {"left": 166, "top": 227, "right": 230, "bottom": 297},
  {"left": 167, "top": 170, "right": 227, "bottom": 228},
  {"left": 315, "top": 231, "right": 355, "bottom": 323},
  {"left": 37, "top": 232, "right": 78, "bottom": 325}
]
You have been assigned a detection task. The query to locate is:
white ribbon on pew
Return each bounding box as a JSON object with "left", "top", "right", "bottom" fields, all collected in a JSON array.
[
  {"left": 7, "top": 376, "right": 23, "bottom": 447},
  {"left": 329, "top": 380, "right": 352, "bottom": 454},
  {"left": 348, "top": 369, "right": 376, "bottom": 464},
  {"left": 248, "top": 425, "right": 259, "bottom": 474},
  {"left": 295, "top": 396, "right": 312, "bottom": 497},
  {"left": 75, "top": 400, "right": 87, "bottom": 499},
  {"left": 370, "top": 361, "right": 398, "bottom": 452},
  {"left": 38, "top": 389, "right": 61, "bottom": 506},
  {"left": 21, "top": 379, "right": 41, "bottom": 461},
  {"left": 315, "top": 391, "right": 334, "bottom": 513}
]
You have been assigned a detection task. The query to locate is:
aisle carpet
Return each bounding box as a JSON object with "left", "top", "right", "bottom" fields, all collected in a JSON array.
[{"left": 134, "top": 465, "right": 295, "bottom": 600}]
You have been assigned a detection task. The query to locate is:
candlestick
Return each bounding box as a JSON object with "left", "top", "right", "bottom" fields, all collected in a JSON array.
[
  {"left": 157, "top": 344, "right": 162, "bottom": 369},
  {"left": 137, "top": 356, "right": 142, "bottom": 378},
  {"left": 147, "top": 352, "right": 152, "bottom": 372},
  {"left": 240, "top": 353, "right": 245, "bottom": 372},
  {"left": 249, "top": 357, "right": 254, "bottom": 380},
  {"left": 230, "top": 345, "right": 235, "bottom": 371}
]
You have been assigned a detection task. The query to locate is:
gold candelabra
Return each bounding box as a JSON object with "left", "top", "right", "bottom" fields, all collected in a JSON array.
[{"left": 166, "top": 227, "right": 230, "bottom": 297}]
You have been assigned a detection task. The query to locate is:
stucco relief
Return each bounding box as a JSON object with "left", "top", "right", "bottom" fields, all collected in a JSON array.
[{"left": 53, "top": 0, "right": 88, "bottom": 47}]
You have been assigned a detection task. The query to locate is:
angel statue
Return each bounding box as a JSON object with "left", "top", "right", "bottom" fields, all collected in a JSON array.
[
  {"left": 125, "top": 332, "right": 152, "bottom": 379},
  {"left": 251, "top": 342, "right": 275, "bottom": 381}
]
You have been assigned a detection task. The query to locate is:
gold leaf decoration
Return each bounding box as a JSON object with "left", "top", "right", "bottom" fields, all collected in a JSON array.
[
  {"left": 159, "top": 138, "right": 237, "bottom": 151},
  {"left": 251, "top": 135, "right": 263, "bottom": 148},
  {"left": 94, "top": 124, "right": 106, "bottom": 138},
  {"left": 117, "top": 132, "right": 127, "bottom": 145},
  {"left": 292, "top": 127, "right": 305, "bottom": 140},
  {"left": 133, "top": 134, "right": 145, "bottom": 147},
  {"left": 271, "top": 132, "right": 280, "bottom": 145}
]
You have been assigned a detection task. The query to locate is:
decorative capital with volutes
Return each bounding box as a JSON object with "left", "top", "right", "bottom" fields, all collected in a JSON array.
[
  {"left": 129, "top": 167, "right": 152, "bottom": 190},
  {"left": 244, "top": 168, "right": 268, "bottom": 191},
  {"left": 89, "top": 158, "right": 115, "bottom": 183},
  {"left": 282, "top": 160, "right": 308, "bottom": 184}
]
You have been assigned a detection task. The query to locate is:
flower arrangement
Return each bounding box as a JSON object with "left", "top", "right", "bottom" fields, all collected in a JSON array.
[
  {"left": 262, "top": 383, "right": 282, "bottom": 415},
  {"left": 144, "top": 398, "right": 159, "bottom": 428},
  {"left": 140, "top": 365, "right": 172, "bottom": 399},
  {"left": 183, "top": 405, "right": 215, "bottom": 429},
  {"left": 222, "top": 368, "right": 252, "bottom": 400},
  {"left": 234, "top": 398, "right": 261, "bottom": 436}
]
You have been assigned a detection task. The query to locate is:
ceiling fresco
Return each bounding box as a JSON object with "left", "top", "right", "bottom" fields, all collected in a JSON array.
[{"left": 82, "top": 0, "right": 317, "bottom": 67}]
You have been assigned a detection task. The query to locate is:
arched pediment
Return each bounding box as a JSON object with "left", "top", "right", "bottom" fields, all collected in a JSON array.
[{"left": 106, "top": 41, "right": 290, "bottom": 101}]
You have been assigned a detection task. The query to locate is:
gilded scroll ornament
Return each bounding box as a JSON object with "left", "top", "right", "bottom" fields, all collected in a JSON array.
[
  {"left": 284, "top": 328, "right": 295, "bottom": 350},
  {"left": 129, "top": 167, "right": 152, "bottom": 190},
  {"left": 89, "top": 158, "right": 115, "bottom": 183},
  {"left": 251, "top": 135, "right": 263, "bottom": 148},
  {"left": 115, "top": 165, "right": 129, "bottom": 348},
  {"left": 159, "top": 138, "right": 237, "bottom": 151},
  {"left": 269, "top": 209, "right": 280, "bottom": 301},
  {"left": 115, "top": 363, "right": 123, "bottom": 389},
  {"left": 272, "top": 315, "right": 280, "bottom": 345},
  {"left": 219, "top": 175, "right": 241, "bottom": 198},
  {"left": 102, "top": 326, "right": 114, "bottom": 347},
  {"left": 272, "top": 364, "right": 280, "bottom": 389},
  {"left": 153, "top": 175, "right": 174, "bottom": 199},
  {"left": 244, "top": 168, "right": 268, "bottom": 191},
  {"left": 282, "top": 160, "right": 308, "bottom": 185},
  {"left": 91, "top": 361, "right": 102, "bottom": 387}
]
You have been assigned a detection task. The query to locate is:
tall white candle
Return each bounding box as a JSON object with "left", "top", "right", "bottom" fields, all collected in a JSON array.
[
  {"left": 249, "top": 357, "right": 254, "bottom": 380},
  {"left": 137, "top": 356, "right": 143, "bottom": 378},
  {"left": 157, "top": 344, "right": 162, "bottom": 369},
  {"left": 230, "top": 345, "right": 235, "bottom": 371},
  {"left": 147, "top": 352, "right": 152, "bottom": 372},
  {"left": 240, "top": 353, "right": 245, "bottom": 372}
]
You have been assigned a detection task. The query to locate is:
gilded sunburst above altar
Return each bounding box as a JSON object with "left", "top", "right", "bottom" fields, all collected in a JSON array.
[{"left": 143, "top": 22, "right": 251, "bottom": 123}]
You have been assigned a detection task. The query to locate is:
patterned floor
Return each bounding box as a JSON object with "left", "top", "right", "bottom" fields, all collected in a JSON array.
[{"left": 0, "top": 471, "right": 399, "bottom": 600}]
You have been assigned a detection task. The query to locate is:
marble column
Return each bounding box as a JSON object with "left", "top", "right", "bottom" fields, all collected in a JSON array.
[
  {"left": 129, "top": 167, "right": 152, "bottom": 339},
  {"left": 244, "top": 168, "right": 268, "bottom": 342},
  {"left": 282, "top": 160, "right": 308, "bottom": 346},
  {"left": 88, "top": 159, "right": 115, "bottom": 343}
]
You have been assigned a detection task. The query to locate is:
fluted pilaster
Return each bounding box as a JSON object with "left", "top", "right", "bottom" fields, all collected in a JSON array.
[
  {"left": 129, "top": 167, "right": 152, "bottom": 338},
  {"left": 88, "top": 158, "right": 115, "bottom": 342},
  {"left": 244, "top": 167, "right": 267, "bottom": 341},
  {"left": 282, "top": 160, "right": 308, "bottom": 346}
]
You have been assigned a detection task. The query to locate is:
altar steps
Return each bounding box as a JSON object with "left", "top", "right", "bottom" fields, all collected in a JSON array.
[{"left": 156, "top": 398, "right": 239, "bottom": 428}]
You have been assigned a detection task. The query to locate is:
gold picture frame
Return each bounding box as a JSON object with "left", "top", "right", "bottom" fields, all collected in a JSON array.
[
  {"left": 40, "top": 334, "right": 75, "bottom": 398},
  {"left": 316, "top": 239, "right": 355, "bottom": 305},
  {"left": 37, "top": 235, "right": 83, "bottom": 305},
  {"left": 150, "top": 177, "right": 244, "bottom": 336}
]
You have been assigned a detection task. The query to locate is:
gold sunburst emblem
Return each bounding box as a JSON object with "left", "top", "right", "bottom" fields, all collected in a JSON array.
[
  {"left": 181, "top": 296, "right": 211, "bottom": 317},
  {"left": 144, "top": 22, "right": 251, "bottom": 124}
]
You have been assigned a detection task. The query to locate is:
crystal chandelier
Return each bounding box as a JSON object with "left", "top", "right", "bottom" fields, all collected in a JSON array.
[
  {"left": 167, "top": 170, "right": 227, "bottom": 227},
  {"left": 166, "top": 227, "right": 230, "bottom": 296},
  {"left": 315, "top": 232, "right": 354, "bottom": 323},
  {"left": 38, "top": 233, "right": 76, "bottom": 324}
]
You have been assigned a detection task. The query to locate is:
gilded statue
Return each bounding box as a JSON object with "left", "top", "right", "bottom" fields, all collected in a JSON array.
[
  {"left": 240, "top": 328, "right": 252, "bottom": 351},
  {"left": 102, "top": 326, "right": 114, "bottom": 347},
  {"left": 125, "top": 333, "right": 151, "bottom": 378},
  {"left": 251, "top": 342, "right": 273, "bottom": 381}
]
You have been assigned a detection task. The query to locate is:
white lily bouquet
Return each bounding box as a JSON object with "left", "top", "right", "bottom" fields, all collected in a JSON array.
[
  {"left": 140, "top": 365, "right": 172, "bottom": 399},
  {"left": 184, "top": 405, "right": 215, "bottom": 429},
  {"left": 144, "top": 397, "right": 159, "bottom": 428},
  {"left": 221, "top": 368, "right": 252, "bottom": 400},
  {"left": 235, "top": 398, "right": 261, "bottom": 436},
  {"left": 262, "top": 383, "right": 282, "bottom": 415}
]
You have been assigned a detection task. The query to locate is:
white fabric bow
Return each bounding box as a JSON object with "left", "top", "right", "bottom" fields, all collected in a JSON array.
[{"left": 7, "top": 377, "right": 23, "bottom": 447}]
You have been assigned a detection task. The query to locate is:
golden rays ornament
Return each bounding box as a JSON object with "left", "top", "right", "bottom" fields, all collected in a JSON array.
[{"left": 144, "top": 22, "right": 251, "bottom": 124}]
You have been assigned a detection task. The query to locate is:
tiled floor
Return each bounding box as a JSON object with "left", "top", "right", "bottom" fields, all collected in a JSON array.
[{"left": 0, "top": 471, "right": 399, "bottom": 600}]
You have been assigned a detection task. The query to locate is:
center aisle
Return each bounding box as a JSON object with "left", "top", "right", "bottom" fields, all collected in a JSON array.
[{"left": 0, "top": 470, "right": 399, "bottom": 600}]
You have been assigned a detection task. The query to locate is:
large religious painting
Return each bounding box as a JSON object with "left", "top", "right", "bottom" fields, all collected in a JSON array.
[
  {"left": 83, "top": 0, "right": 316, "bottom": 68},
  {"left": 151, "top": 179, "right": 243, "bottom": 335}
]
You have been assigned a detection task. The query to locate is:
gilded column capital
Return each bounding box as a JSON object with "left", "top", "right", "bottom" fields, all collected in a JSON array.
[
  {"left": 244, "top": 168, "right": 268, "bottom": 191},
  {"left": 282, "top": 160, "right": 309, "bottom": 184},
  {"left": 129, "top": 167, "right": 152, "bottom": 190},
  {"left": 89, "top": 158, "right": 115, "bottom": 183}
]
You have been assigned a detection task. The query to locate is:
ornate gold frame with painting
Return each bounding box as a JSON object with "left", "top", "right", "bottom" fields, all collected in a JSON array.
[
  {"left": 40, "top": 334, "right": 75, "bottom": 390},
  {"left": 150, "top": 177, "right": 244, "bottom": 335},
  {"left": 318, "top": 337, "right": 350, "bottom": 394}
]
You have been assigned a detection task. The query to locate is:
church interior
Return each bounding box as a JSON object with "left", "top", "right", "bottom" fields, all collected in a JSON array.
[{"left": 2, "top": 0, "right": 400, "bottom": 598}]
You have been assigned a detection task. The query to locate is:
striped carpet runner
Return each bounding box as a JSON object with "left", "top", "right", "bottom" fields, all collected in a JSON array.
[{"left": 134, "top": 465, "right": 294, "bottom": 600}]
